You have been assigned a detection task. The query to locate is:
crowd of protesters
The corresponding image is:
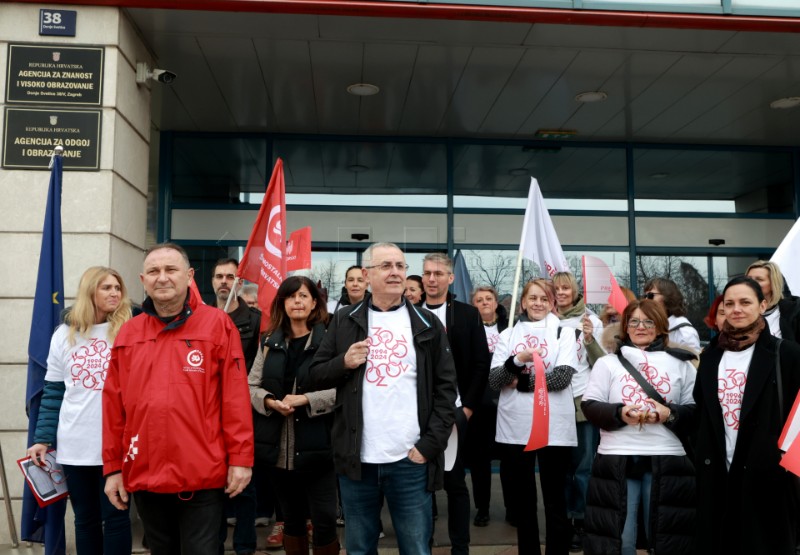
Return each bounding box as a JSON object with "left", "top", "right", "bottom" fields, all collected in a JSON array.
[{"left": 25, "top": 243, "right": 800, "bottom": 555}]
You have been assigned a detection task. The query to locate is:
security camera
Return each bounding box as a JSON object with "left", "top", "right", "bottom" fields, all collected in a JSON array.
[
  {"left": 136, "top": 62, "right": 177, "bottom": 85},
  {"left": 151, "top": 69, "right": 177, "bottom": 84}
]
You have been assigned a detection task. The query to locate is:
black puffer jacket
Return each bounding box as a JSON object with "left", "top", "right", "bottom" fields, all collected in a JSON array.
[
  {"left": 583, "top": 452, "right": 695, "bottom": 555},
  {"left": 252, "top": 324, "right": 332, "bottom": 470}
]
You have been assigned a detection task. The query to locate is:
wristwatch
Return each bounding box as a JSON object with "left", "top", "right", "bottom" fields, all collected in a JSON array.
[{"left": 665, "top": 408, "right": 677, "bottom": 424}]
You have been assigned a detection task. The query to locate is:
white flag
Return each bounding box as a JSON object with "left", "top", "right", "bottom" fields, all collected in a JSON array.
[
  {"left": 771, "top": 217, "right": 800, "bottom": 295},
  {"left": 520, "top": 178, "right": 569, "bottom": 278}
]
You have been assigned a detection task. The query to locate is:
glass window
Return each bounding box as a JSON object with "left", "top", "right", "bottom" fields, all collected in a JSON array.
[
  {"left": 636, "top": 254, "right": 712, "bottom": 341},
  {"left": 633, "top": 148, "right": 793, "bottom": 213},
  {"left": 273, "top": 139, "right": 447, "bottom": 208},
  {"left": 453, "top": 144, "right": 628, "bottom": 211},
  {"left": 172, "top": 137, "right": 269, "bottom": 204}
]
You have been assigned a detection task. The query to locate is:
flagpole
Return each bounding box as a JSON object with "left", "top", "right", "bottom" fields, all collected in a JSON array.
[
  {"left": 223, "top": 277, "right": 240, "bottom": 312},
  {"left": 508, "top": 250, "right": 524, "bottom": 324},
  {"left": 48, "top": 145, "right": 63, "bottom": 169}
]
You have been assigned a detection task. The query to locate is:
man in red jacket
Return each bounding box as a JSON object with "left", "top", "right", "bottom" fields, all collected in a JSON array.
[{"left": 103, "top": 243, "right": 254, "bottom": 555}]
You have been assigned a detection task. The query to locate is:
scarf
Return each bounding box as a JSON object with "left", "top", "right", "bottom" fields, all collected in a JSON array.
[
  {"left": 558, "top": 295, "right": 586, "bottom": 320},
  {"left": 718, "top": 317, "right": 765, "bottom": 352}
]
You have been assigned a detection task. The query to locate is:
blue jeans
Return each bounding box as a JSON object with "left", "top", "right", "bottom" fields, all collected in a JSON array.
[
  {"left": 621, "top": 472, "right": 652, "bottom": 555},
  {"left": 339, "top": 458, "right": 432, "bottom": 555},
  {"left": 61, "top": 464, "right": 132, "bottom": 555},
  {"left": 566, "top": 420, "right": 599, "bottom": 520},
  {"left": 218, "top": 480, "right": 256, "bottom": 555}
]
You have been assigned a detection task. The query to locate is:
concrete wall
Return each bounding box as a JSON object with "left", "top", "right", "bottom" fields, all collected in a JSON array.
[{"left": 0, "top": 3, "right": 151, "bottom": 548}]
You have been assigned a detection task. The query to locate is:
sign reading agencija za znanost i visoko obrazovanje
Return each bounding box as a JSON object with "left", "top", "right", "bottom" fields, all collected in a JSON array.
[{"left": 5, "top": 43, "right": 103, "bottom": 106}]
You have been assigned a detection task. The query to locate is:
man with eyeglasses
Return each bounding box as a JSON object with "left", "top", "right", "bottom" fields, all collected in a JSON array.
[
  {"left": 421, "top": 253, "right": 490, "bottom": 550},
  {"left": 308, "top": 242, "right": 457, "bottom": 555}
]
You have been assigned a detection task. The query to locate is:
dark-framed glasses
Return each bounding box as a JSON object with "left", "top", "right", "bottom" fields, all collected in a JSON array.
[
  {"left": 628, "top": 318, "right": 656, "bottom": 329},
  {"left": 365, "top": 262, "right": 409, "bottom": 272}
]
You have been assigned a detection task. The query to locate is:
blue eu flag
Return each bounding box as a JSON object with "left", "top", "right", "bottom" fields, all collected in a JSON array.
[{"left": 21, "top": 153, "right": 67, "bottom": 554}]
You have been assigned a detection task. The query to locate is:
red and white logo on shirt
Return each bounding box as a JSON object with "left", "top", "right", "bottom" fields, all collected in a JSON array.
[
  {"left": 365, "top": 327, "right": 410, "bottom": 387},
  {"left": 620, "top": 359, "right": 672, "bottom": 409},
  {"left": 70, "top": 337, "right": 110, "bottom": 390},
  {"left": 718, "top": 368, "right": 747, "bottom": 430},
  {"left": 512, "top": 334, "right": 550, "bottom": 372}
]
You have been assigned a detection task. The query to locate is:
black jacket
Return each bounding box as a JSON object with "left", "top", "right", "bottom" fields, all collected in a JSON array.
[
  {"left": 582, "top": 452, "right": 695, "bottom": 555},
  {"left": 252, "top": 324, "right": 331, "bottom": 470},
  {"left": 307, "top": 298, "right": 457, "bottom": 490},
  {"left": 694, "top": 329, "right": 800, "bottom": 555},
  {"left": 228, "top": 298, "right": 262, "bottom": 371},
  {"left": 778, "top": 296, "right": 800, "bottom": 341},
  {"left": 428, "top": 294, "right": 490, "bottom": 412}
]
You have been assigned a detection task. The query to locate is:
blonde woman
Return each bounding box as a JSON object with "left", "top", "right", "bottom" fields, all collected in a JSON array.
[
  {"left": 746, "top": 260, "right": 800, "bottom": 341},
  {"left": 27, "top": 267, "right": 133, "bottom": 555}
]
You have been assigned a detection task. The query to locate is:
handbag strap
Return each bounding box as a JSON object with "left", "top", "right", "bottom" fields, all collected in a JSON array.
[
  {"left": 775, "top": 338, "right": 784, "bottom": 417},
  {"left": 616, "top": 353, "right": 667, "bottom": 405}
]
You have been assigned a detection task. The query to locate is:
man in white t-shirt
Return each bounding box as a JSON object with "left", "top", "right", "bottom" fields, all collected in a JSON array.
[
  {"left": 422, "top": 252, "right": 489, "bottom": 551},
  {"left": 309, "top": 242, "right": 457, "bottom": 555}
]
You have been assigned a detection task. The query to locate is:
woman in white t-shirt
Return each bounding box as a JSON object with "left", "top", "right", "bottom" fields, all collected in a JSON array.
[
  {"left": 27, "top": 266, "right": 133, "bottom": 555},
  {"left": 643, "top": 277, "right": 701, "bottom": 353},
  {"left": 581, "top": 299, "right": 696, "bottom": 555},
  {"left": 695, "top": 276, "right": 800, "bottom": 555},
  {"left": 327, "top": 265, "right": 367, "bottom": 314},
  {"left": 489, "top": 278, "right": 578, "bottom": 554},
  {"left": 746, "top": 259, "right": 800, "bottom": 341}
]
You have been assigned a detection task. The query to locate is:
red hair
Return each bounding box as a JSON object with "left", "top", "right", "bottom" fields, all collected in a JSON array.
[{"left": 704, "top": 294, "right": 724, "bottom": 331}]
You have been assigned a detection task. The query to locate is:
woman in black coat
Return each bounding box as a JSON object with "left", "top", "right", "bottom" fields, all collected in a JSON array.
[
  {"left": 695, "top": 275, "right": 800, "bottom": 555},
  {"left": 249, "top": 276, "right": 337, "bottom": 555}
]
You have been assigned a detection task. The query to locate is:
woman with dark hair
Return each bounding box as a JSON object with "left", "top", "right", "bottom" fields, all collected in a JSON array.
[
  {"left": 27, "top": 266, "right": 134, "bottom": 555},
  {"left": 249, "top": 276, "right": 338, "bottom": 555},
  {"left": 404, "top": 274, "right": 424, "bottom": 305},
  {"left": 581, "top": 299, "right": 696, "bottom": 555},
  {"left": 327, "top": 265, "right": 367, "bottom": 314},
  {"left": 694, "top": 276, "right": 800, "bottom": 555},
  {"left": 643, "top": 277, "right": 700, "bottom": 352},
  {"left": 746, "top": 259, "right": 800, "bottom": 341},
  {"left": 489, "top": 278, "right": 578, "bottom": 554}
]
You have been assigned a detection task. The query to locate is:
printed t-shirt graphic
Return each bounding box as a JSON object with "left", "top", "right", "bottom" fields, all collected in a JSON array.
[{"left": 360, "top": 306, "right": 420, "bottom": 464}]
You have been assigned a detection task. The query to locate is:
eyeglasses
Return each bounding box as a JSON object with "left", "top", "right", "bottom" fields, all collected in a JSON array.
[
  {"left": 643, "top": 292, "right": 659, "bottom": 300},
  {"left": 628, "top": 318, "right": 656, "bottom": 329},
  {"left": 365, "top": 262, "right": 409, "bottom": 272},
  {"left": 422, "top": 271, "right": 452, "bottom": 279}
]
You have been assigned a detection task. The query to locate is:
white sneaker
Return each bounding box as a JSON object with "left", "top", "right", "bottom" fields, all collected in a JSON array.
[{"left": 255, "top": 517, "right": 272, "bottom": 527}]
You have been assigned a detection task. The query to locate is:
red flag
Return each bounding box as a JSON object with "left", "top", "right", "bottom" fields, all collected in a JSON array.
[
  {"left": 238, "top": 158, "right": 286, "bottom": 331},
  {"left": 779, "top": 388, "right": 800, "bottom": 477},
  {"left": 286, "top": 226, "right": 312, "bottom": 272},
  {"left": 582, "top": 255, "right": 629, "bottom": 315},
  {"left": 524, "top": 351, "right": 549, "bottom": 451}
]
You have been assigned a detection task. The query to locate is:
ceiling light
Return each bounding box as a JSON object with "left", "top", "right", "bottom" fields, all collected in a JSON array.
[
  {"left": 347, "top": 164, "right": 369, "bottom": 173},
  {"left": 534, "top": 129, "right": 577, "bottom": 139},
  {"left": 347, "top": 83, "right": 380, "bottom": 96},
  {"left": 509, "top": 168, "right": 528, "bottom": 177},
  {"left": 770, "top": 97, "right": 800, "bottom": 109},
  {"left": 575, "top": 91, "right": 608, "bottom": 103}
]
